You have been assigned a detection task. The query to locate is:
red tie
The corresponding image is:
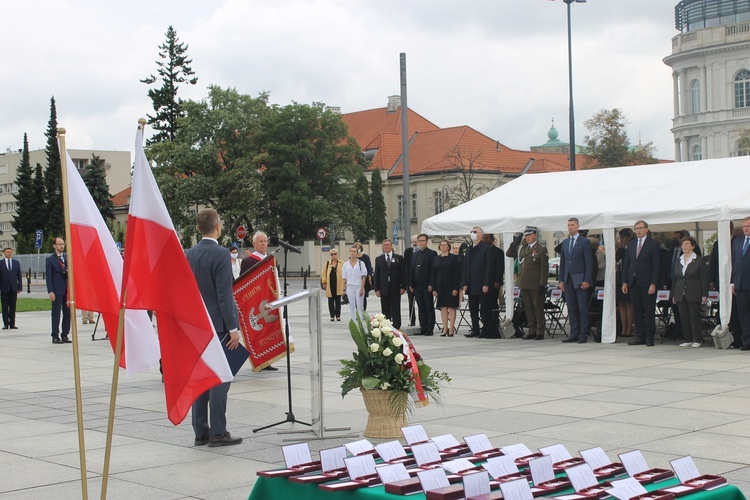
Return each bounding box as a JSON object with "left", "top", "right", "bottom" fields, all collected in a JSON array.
[{"left": 636, "top": 239, "right": 643, "bottom": 258}]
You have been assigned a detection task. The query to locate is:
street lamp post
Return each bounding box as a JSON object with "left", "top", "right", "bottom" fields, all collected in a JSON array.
[{"left": 557, "top": 0, "right": 586, "bottom": 171}]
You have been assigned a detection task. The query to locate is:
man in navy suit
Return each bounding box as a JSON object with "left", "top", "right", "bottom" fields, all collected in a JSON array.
[
  {"left": 621, "top": 220, "right": 661, "bottom": 346},
  {"left": 46, "top": 237, "right": 71, "bottom": 344},
  {"left": 731, "top": 217, "right": 750, "bottom": 351},
  {"left": 462, "top": 227, "right": 491, "bottom": 338},
  {"left": 409, "top": 234, "right": 436, "bottom": 335},
  {"left": 187, "top": 208, "right": 243, "bottom": 447},
  {"left": 0, "top": 247, "right": 22, "bottom": 329},
  {"left": 558, "top": 218, "right": 594, "bottom": 343}
]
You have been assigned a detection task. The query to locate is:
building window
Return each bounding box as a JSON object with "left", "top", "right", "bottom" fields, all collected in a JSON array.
[
  {"left": 434, "top": 191, "right": 444, "bottom": 215},
  {"left": 397, "top": 195, "right": 404, "bottom": 220},
  {"left": 410, "top": 193, "right": 417, "bottom": 221},
  {"left": 692, "top": 144, "right": 702, "bottom": 161},
  {"left": 690, "top": 79, "right": 700, "bottom": 114},
  {"left": 735, "top": 69, "right": 750, "bottom": 108}
]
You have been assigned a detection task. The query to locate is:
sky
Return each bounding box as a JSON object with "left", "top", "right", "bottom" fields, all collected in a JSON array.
[{"left": 0, "top": 0, "right": 679, "bottom": 162}]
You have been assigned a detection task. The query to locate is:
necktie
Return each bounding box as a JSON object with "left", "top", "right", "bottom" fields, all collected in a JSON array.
[
  {"left": 5, "top": 259, "right": 9, "bottom": 271},
  {"left": 569, "top": 236, "right": 574, "bottom": 254},
  {"left": 386, "top": 254, "right": 391, "bottom": 268},
  {"left": 636, "top": 238, "right": 643, "bottom": 258},
  {"left": 744, "top": 237, "right": 750, "bottom": 256}
]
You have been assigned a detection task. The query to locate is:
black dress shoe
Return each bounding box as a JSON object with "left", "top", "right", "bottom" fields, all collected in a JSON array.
[
  {"left": 578, "top": 339, "right": 588, "bottom": 344},
  {"left": 561, "top": 337, "right": 579, "bottom": 343},
  {"left": 424, "top": 332, "right": 433, "bottom": 336},
  {"left": 194, "top": 434, "right": 209, "bottom": 446},
  {"left": 52, "top": 337, "right": 62, "bottom": 344},
  {"left": 263, "top": 365, "right": 279, "bottom": 371},
  {"left": 628, "top": 339, "right": 646, "bottom": 345},
  {"left": 208, "top": 432, "right": 242, "bottom": 447},
  {"left": 740, "top": 345, "right": 750, "bottom": 351},
  {"left": 2, "top": 326, "right": 7, "bottom": 330},
  {"left": 646, "top": 341, "right": 654, "bottom": 346},
  {"left": 9, "top": 326, "right": 17, "bottom": 329},
  {"left": 534, "top": 335, "right": 545, "bottom": 340},
  {"left": 464, "top": 332, "right": 478, "bottom": 338},
  {"left": 512, "top": 332, "right": 524, "bottom": 338}
]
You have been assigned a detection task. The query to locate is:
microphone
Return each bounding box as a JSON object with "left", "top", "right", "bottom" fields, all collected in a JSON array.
[{"left": 270, "top": 235, "right": 302, "bottom": 254}]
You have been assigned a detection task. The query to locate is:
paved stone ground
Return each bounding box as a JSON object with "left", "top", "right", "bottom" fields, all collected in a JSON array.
[{"left": 1, "top": 281, "right": 749, "bottom": 498}]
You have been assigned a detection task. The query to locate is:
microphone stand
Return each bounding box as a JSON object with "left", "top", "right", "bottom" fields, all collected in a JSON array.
[{"left": 253, "top": 245, "right": 310, "bottom": 432}]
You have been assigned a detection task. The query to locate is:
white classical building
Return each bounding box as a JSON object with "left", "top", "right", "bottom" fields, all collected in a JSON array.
[{"left": 664, "top": 0, "right": 750, "bottom": 161}]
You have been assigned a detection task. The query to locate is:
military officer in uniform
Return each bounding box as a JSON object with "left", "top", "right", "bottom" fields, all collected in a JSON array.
[{"left": 507, "top": 226, "right": 549, "bottom": 340}]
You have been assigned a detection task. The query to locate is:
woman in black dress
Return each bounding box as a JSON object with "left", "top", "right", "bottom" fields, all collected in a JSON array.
[
  {"left": 432, "top": 240, "right": 461, "bottom": 336},
  {"left": 616, "top": 228, "right": 634, "bottom": 337}
]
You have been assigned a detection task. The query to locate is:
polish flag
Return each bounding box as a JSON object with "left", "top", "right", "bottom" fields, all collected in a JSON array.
[
  {"left": 122, "top": 125, "right": 232, "bottom": 425},
  {"left": 65, "top": 152, "right": 160, "bottom": 375}
]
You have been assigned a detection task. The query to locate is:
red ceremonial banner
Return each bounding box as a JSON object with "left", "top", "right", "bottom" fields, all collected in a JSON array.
[{"left": 232, "top": 256, "right": 291, "bottom": 371}]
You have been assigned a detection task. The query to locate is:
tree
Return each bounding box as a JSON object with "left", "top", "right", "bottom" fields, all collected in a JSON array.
[
  {"left": 141, "top": 25, "right": 198, "bottom": 143},
  {"left": 44, "top": 97, "right": 64, "bottom": 237},
  {"left": 256, "top": 102, "right": 367, "bottom": 243},
  {"left": 82, "top": 154, "right": 114, "bottom": 225},
  {"left": 737, "top": 128, "right": 750, "bottom": 156},
  {"left": 370, "top": 168, "right": 387, "bottom": 242},
  {"left": 147, "top": 86, "right": 271, "bottom": 243},
  {"left": 13, "top": 133, "right": 35, "bottom": 239},
  {"left": 583, "top": 108, "right": 657, "bottom": 168},
  {"left": 352, "top": 172, "right": 371, "bottom": 242},
  {"left": 443, "top": 147, "right": 498, "bottom": 209}
]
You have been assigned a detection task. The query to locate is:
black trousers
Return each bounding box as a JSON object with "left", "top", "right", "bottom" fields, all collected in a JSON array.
[
  {"left": 630, "top": 284, "right": 657, "bottom": 342},
  {"left": 50, "top": 291, "right": 71, "bottom": 337},
  {"left": 380, "top": 293, "right": 402, "bottom": 330},
  {"left": 413, "top": 286, "right": 435, "bottom": 334},
  {"left": 327, "top": 295, "right": 341, "bottom": 319},
  {"left": 735, "top": 288, "right": 750, "bottom": 347},
  {"left": 406, "top": 289, "right": 416, "bottom": 325},
  {"left": 1, "top": 290, "right": 18, "bottom": 327}
]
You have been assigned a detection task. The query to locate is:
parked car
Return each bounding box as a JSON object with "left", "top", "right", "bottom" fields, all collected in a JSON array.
[{"left": 548, "top": 257, "right": 560, "bottom": 278}]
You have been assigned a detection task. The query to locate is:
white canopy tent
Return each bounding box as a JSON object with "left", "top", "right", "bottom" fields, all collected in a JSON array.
[{"left": 422, "top": 157, "right": 750, "bottom": 343}]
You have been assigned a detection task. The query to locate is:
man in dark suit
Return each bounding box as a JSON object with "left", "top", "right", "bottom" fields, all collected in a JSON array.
[
  {"left": 403, "top": 235, "right": 418, "bottom": 326},
  {"left": 187, "top": 208, "right": 243, "bottom": 447},
  {"left": 46, "top": 237, "right": 71, "bottom": 344},
  {"left": 373, "top": 239, "right": 406, "bottom": 329},
  {"left": 409, "top": 234, "right": 436, "bottom": 335},
  {"left": 732, "top": 217, "right": 750, "bottom": 351},
  {"left": 463, "top": 227, "right": 492, "bottom": 338},
  {"left": 558, "top": 218, "right": 594, "bottom": 344},
  {"left": 621, "top": 220, "right": 661, "bottom": 346},
  {"left": 480, "top": 233, "right": 504, "bottom": 338},
  {"left": 0, "top": 247, "right": 22, "bottom": 330}
]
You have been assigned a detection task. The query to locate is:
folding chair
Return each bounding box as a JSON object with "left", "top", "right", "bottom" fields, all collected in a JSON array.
[{"left": 545, "top": 287, "right": 568, "bottom": 338}]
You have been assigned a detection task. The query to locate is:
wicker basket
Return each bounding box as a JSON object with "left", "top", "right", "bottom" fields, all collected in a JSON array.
[{"left": 360, "top": 388, "right": 408, "bottom": 439}]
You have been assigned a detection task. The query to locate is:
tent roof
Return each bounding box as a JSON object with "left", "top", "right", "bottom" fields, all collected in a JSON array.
[{"left": 422, "top": 156, "right": 750, "bottom": 235}]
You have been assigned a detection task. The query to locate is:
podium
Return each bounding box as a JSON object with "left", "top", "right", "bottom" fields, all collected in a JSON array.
[{"left": 260, "top": 289, "right": 354, "bottom": 439}]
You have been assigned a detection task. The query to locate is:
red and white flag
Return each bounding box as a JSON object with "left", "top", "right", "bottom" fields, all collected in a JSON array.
[
  {"left": 122, "top": 125, "right": 232, "bottom": 425},
  {"left": 65, "top": 152, "right": 160, "bottom": 375}
]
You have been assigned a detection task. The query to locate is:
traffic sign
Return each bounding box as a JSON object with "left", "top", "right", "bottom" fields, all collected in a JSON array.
[
  {"left": 34, "top": 230, "right": 43, "bottom": 249},
  {"left": 392, "top": 226, "right": 399, "bottom": 239},
  {"left": 316, "top": 227, "right": 327, "bottom": 240},
  {"left": 236, "top": 225, "right": 247, "bottom": 240}
]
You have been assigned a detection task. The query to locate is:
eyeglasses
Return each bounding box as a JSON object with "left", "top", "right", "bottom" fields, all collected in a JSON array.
[
  {"left": 330, "top": 253, "right": 338, "bottom": 255},
  {"left": 470, "top": 231, "right": 477, "bottom": 234},
  {"left": 634, "top": 226, "right": 646, "bottom": 230}
]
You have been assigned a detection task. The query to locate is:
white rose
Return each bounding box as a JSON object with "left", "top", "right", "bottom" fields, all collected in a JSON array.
[
  {"left": 392, "top": 337, "right": 404, "bottom": 347},
  {"left": 381, "top": 318, "right": 392, "bottom": 327},
  {"left": 375, "top": 313, "right": 386, "bottom": 321},
  {"left": 372, "top": 328, "right": 381, "bottom": 338},
  {"left": 370, "top": 343, "right": 379, "bottom": 353},
  {"left": 394, "top": 353, "right": 404, "bottom": 364},
  {"left": 383, "top": 347, "right": 393, "bottom": 357},
  {"left": 370, "top": 317, "right": 379, "bottom": 326}
]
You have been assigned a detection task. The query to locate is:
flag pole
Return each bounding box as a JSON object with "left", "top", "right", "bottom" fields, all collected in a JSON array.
[
  {"left": 100, "top": 303, "right": 126, "bottom": 499},
  {"left": 100, "top": 118, "right": 147, "bottom": 499},
  {"left": 58, "top": 127, "right": 89, "bottom": 499}
]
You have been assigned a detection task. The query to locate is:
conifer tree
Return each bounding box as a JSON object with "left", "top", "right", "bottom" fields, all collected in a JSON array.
[
  {"left": 82, "top": 154, "right": 114, "bottom": 224},
  {"left": 370, "top": 168, "right": 387, "bottom": 242},
  {"left": 141, "top": 25, "right": 198, "bottom": 143},
  {"left": 43, "top": 97, "right": 64, "bottom": 237},
  {"left": 12, "top": 133, "right": 34, "bottom": 237}
]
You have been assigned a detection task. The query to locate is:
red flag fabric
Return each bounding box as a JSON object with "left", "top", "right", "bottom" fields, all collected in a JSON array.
[
  {"left": 65, "top": 151, "right": 160, "bottom": 375},
  {"left": 122, "top": 125, "right": 232, "bottom": 425}
]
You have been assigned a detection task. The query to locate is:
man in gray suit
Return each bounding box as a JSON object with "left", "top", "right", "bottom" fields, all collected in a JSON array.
[{"left": 187, "top": 208, "right": 242, "bottom": 447}]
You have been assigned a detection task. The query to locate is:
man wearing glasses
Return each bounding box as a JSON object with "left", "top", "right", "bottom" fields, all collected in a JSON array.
[
  {"left": 621, "top": 220, "right": 661, "bottom": 346},
  {"left": 463, "top": 227, "right": 492, "bottom": 338}
]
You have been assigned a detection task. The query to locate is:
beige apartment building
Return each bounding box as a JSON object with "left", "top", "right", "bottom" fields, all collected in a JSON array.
[{"left": 0, "top": 148, "right": 131, "bottom": 249}]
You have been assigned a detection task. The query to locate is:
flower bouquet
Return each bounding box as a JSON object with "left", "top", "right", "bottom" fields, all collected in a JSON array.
[{"left": 338, "top": 313, "right": 451, "bottom": 418}]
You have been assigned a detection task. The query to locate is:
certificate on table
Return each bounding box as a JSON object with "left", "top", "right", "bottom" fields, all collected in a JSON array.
[
  {"left": 375, "top": 462, "right": 410, "bottom": 484},
  {"left": 401, "top": 424, "right": 429, "bottom": 445},
  {"left": 670, "top": 456, "right": 700, "bottom": 483},
  {"left": 565, "top": 463, "right": 598, "bottom": 492},
  {"left": 501, "top": 443, "right": 533, "bottom": 459},
  {"left": 499, "top": 477, "right": 534, "bottom": 500},
  {"left": 463, "top": 470, "right": 492, "bottom": 498},
  {"left": 320, "top": 446, "right": 346, "bottom": 472},
  {"left": 579, "top": 446, "right": 611, "bottom": 470},
  {"left": 618, "top": 450, "right": 649, "bottom": 476},
  {"left": 282, "top": 442, "right": 312, "bottom": 468},
  {"left": 607, "top": 477, "right": 647, "bottom": 499},
  {"left": 528, "top": 455, "right": 555, "bottom": 485},
  {"left": 375, "top": 440, "right": 406, "bottom": 462},
  {"left": 345, "top": 439, "right": 375, "bottom": 456},
  {"left": 484, "top": 455, "right": 520, "bottom": 479},
  {"left": 431, "top": 434, "right": 461, "bottom": 451},
  {"left": 344, "top": 454, "right": 376, "bottom": 480},
  {"left": 416, "top": 468, "right": 450, "bottom": 492}
]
